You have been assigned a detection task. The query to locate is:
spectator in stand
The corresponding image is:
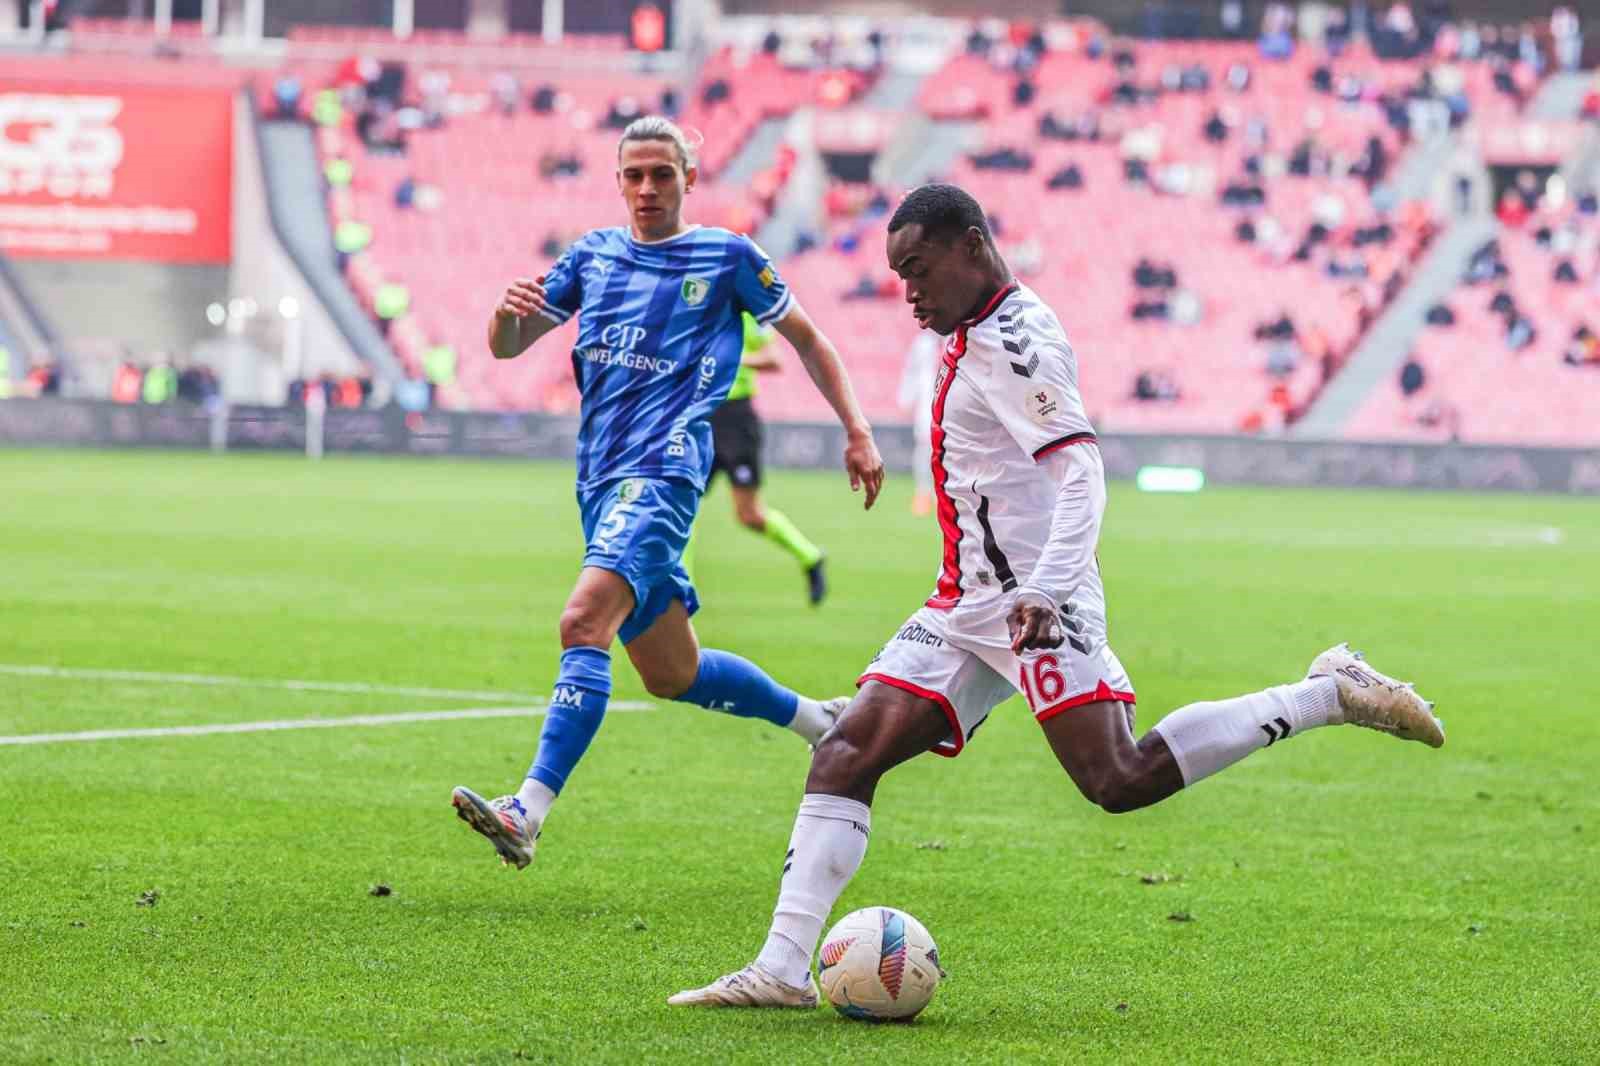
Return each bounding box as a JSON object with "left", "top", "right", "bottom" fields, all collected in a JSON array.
[
  {"left": 112, "top": 362, "right": 142, "bottom": 404},
  {"left": 1496, "top": 189, "right": 1530, "bottom": 228},
  {"left": 492, "top": 72, "right": 520, "bottom": 117},
  {"left": 1260, "top": 2, "right": 1295, "bottom": 59},
  {"left": 272, "top": 74, "right": 303, "bottom": 120},
  {"left": 605, "top": 96, "right": 643, "bottom": 130},
  {"left": 1204, "top": 109, "right": 1230, "bottom": 143},
  {"left": 1425, "top": 302, "right": 1456, "bottom": 326},
  {"left": 1132, "top": 369, "right": 1181, "bottom": 401},
  {"left": 1266, "top": 336, "right": 1302, "bottom": 377},
  {"left": 1564, "top": 325, "right": 1599, "bottom": 366},
  {"left": 395, "top": 175, "right": 416, "bottom": 209},
  {"left": 1255, "top": 311, "right": 1297, "bottom": 342},
  {"left": 531, "top": 83, "right": 558, "bottom": 113},
  {"left": 1505, "top": 311, "right": 1537, "bottom": 352},
  {"left": 1554, "top": 259, "right": 1580, "bottom": 284},
  {"left": 1465, "top": 239, "right": 1507, "bottom": 283},
  {"left": 1399, "top": 355, "right": 1425, "bottom": 397},
  {"left": 970, "top": 146, "right": 1033, "bottom": 172},
  {"left": 1552, "top": 8, "right": 1584, "bottom": 73},
  {"left": 700, "top": 77, "right": 731, "bottom": 108},
  {"left": 1047, "top": 163, "right": 1084, "bottom": 190}
]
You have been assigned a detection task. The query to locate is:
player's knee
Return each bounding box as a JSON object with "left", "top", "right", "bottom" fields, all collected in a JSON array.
[
  {"left": 641, "top": 660, "right": 698, "bottom": 700},
  {"left": 558, "top": 605, "right": 610, "bottom": 650},
  {"left": 1081, "top": 766, "right": 1153, "bottom": 815},
  {"left": 806, "top": 732, "right": 879, "bottom": 797}
]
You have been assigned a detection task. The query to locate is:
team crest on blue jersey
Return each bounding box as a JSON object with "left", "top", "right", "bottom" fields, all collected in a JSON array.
[
  {"left": 617, "top": 478, "right": 643, "bottom": 503},
  {"left": 681, "top": 277, "right": 710, "bottom": 307}
]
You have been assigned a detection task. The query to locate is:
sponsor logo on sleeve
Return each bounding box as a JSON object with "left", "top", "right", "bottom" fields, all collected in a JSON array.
[{"left": 757, "top": 265, "right": 776, "bottom": 288}]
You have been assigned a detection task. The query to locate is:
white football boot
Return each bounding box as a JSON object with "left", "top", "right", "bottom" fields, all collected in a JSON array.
[
  {"left": 1308, "top": 643, "right": 1445, "bottom": 748},
  {"left": 450, "top": 786, "right": 539, "bottom": 869},
  {"left": 667, "top": 963, "right": 819, "bottom": 1009}
]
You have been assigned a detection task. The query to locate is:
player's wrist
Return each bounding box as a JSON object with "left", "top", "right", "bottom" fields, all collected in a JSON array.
[
  {"left": 1013, "top": 587, "right": 1055, "bottom": 611},
  {"left": 844, "top": 420, "right": 873, "bottom": 442}
]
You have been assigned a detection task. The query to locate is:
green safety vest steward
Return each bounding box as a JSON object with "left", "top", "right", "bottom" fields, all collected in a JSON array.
[
  {"left": 334, "top": 220, "right": 372, "bottom": 255},
  {"left": 324, "top": 158, "right": 353, "bottom": 188},
  {"left": 727, "top": 311, "right": 771, "bottom": 403},
  {"left": 142, "top": 365, "right": 176, "bottom": 404},
  {"left": 312, "top": 89, "right": 342, "bottom": 127},
  {"left": 374, "top": 284, "right": 410, "bottom": 321},
  {"left": 423, "top": 344, "right": 457, "bottom": 386}
]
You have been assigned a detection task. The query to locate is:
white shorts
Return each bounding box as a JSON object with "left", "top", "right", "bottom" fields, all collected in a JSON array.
[{"left": 857, "top": 605, "right": 1135, "bottom": 757}]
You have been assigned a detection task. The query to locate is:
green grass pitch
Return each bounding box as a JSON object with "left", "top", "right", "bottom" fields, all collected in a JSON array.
[{"left": 2, "top": 447, "right": 1596, "bottom": 1065}]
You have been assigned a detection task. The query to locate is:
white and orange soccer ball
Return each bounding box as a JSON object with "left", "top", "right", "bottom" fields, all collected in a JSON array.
[{"left": 816, "top": 906, "right": 943, "bottom": 1021}]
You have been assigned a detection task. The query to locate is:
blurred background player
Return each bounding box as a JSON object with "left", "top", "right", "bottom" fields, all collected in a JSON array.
[
  {"left": 669, "top": 183, "right": 1444, "bottom": 1008},
  {"left": 703, "top": 311, "right": 829, "bottom": 605},
  {"left": 451, "top": 117, "right": 885, "bottom": 870},
  {"left": 898, "top": 329, "right": 941, "bottom": 517}
]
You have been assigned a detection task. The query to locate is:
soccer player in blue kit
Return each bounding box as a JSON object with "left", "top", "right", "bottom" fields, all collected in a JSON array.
[{"left": 451, "top": 117, "right": 886, "bottom": 870}]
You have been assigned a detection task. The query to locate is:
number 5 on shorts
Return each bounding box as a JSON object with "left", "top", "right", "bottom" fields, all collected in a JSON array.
[{"left": 1018, "top": 654, "right": 1066, "bottom": 713}]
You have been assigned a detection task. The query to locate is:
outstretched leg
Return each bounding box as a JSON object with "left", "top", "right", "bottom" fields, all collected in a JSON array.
[
  {"left": 626, "top": 600, "right": 843, "bottom": 746},
  {"left": 1042, "top": 645, "right": 1443, "bottom": 812}
]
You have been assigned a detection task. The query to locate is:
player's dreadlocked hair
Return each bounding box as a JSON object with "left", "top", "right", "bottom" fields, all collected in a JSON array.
[
  {"left": 617, "top": 116, "right": 700, "bottom": 171},
  {"left": 887, "top": 183, "right": 992, "bottom": 244}
]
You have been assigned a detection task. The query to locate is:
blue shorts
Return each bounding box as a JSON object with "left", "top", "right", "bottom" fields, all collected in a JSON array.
[{"left": 578, "top": 476, "right": 700, "bottom": 645}]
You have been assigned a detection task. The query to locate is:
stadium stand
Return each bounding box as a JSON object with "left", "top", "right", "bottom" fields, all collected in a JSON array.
[
  {"left": 803, "top": 36, "right": 1449, "bottom": 432},
  {"left": 1343, "top": 192, "right": 1600, "bottom": 446}
]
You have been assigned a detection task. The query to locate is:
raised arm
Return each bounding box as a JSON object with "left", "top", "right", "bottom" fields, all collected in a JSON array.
[
  {"left": 772, "top": 302, "right": 885, "bottom": 509},
  {"left": 488, "top": 276, "right": 560, "bottom": 360}
]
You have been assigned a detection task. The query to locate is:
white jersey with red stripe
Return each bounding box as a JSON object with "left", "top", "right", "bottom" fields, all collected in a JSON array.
[{"left": 925, "top": 281, "right": 1102, "bottom": 639}]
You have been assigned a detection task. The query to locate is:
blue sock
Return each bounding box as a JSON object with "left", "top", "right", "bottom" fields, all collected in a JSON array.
[
  {"left": 677, "top": 648, "right": 799, "bottom": 727},
  {"left": 528, "top": 646, "right": 612, "bottom": 794}
]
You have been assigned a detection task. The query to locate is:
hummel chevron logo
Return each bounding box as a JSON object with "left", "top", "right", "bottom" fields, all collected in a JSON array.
[
  {"left": 782, "top": 847, "right": 794, "bottom": 877},
  {"left": 1004, "top": 334, "right": 1034, "bottom": 357},
  {"left": 1260, "top": 717, "right": 1292, "bottom": 745}
]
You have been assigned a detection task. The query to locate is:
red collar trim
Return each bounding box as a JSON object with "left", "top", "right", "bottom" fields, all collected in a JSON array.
[{"left": 963, "top": 282, "right": 1018, "bottom": 327}]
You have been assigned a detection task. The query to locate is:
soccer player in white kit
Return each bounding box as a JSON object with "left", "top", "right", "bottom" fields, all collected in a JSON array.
[{"left": 669, "top": 184, "right": 1445, "bottom": 1009}]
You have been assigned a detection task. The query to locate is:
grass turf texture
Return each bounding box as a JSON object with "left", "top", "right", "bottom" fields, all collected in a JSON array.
[{"left": 2, "top": 448, "right": 1596, "bottom": 1065}]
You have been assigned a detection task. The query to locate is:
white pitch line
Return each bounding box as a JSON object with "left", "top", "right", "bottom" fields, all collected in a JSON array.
[
  {"left": 0, "top": 703, "right": 652, "bottom": 747},
  {"left": 0, "top": 664, "right": 549, "bottom": 704}
]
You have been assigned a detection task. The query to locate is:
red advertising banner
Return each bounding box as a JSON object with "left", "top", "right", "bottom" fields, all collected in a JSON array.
[{"left": 0, "top": 81, "right": 232, "bottom": 263}]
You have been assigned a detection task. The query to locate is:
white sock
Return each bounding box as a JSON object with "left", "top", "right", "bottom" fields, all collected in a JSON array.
[
  {"left": 787, "top": 697, "right": 833, "bottom": 746},
  {"left": 514, "top": 778, "right": 557, "bottom": 824},
  {"left": 1152, "top": 676, "right": 1338, "bottom": 786},
  {"left": 755, "top": 794, "right": 871, "bottom": 987}
]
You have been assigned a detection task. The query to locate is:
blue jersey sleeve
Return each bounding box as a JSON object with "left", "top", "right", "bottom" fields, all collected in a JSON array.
[
  {"left": 538, "top": 242, "right": 584, "bottom": 326},
  {"left": 731, "top": 236, "right": 794, "bottom": 328}
]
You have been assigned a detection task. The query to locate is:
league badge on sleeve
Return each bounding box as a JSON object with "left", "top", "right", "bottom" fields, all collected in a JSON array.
[{"left": 1025, "top": 385, "right": 1060, "bottom": 424}]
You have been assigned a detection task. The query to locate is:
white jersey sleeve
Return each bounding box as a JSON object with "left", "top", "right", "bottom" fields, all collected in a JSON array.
[{"left": 981, "top": 303, "right": 1096, "bottom": 461}]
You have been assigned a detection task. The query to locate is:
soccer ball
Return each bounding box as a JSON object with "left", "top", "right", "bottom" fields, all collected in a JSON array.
[{"left": 817, "top": 906, "right": 943, "bottom": 1021}]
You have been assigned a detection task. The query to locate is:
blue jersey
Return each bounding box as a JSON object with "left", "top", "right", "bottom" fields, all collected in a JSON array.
[{"left": 538, "top": 225, "right": 794, "bottom": 494}]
